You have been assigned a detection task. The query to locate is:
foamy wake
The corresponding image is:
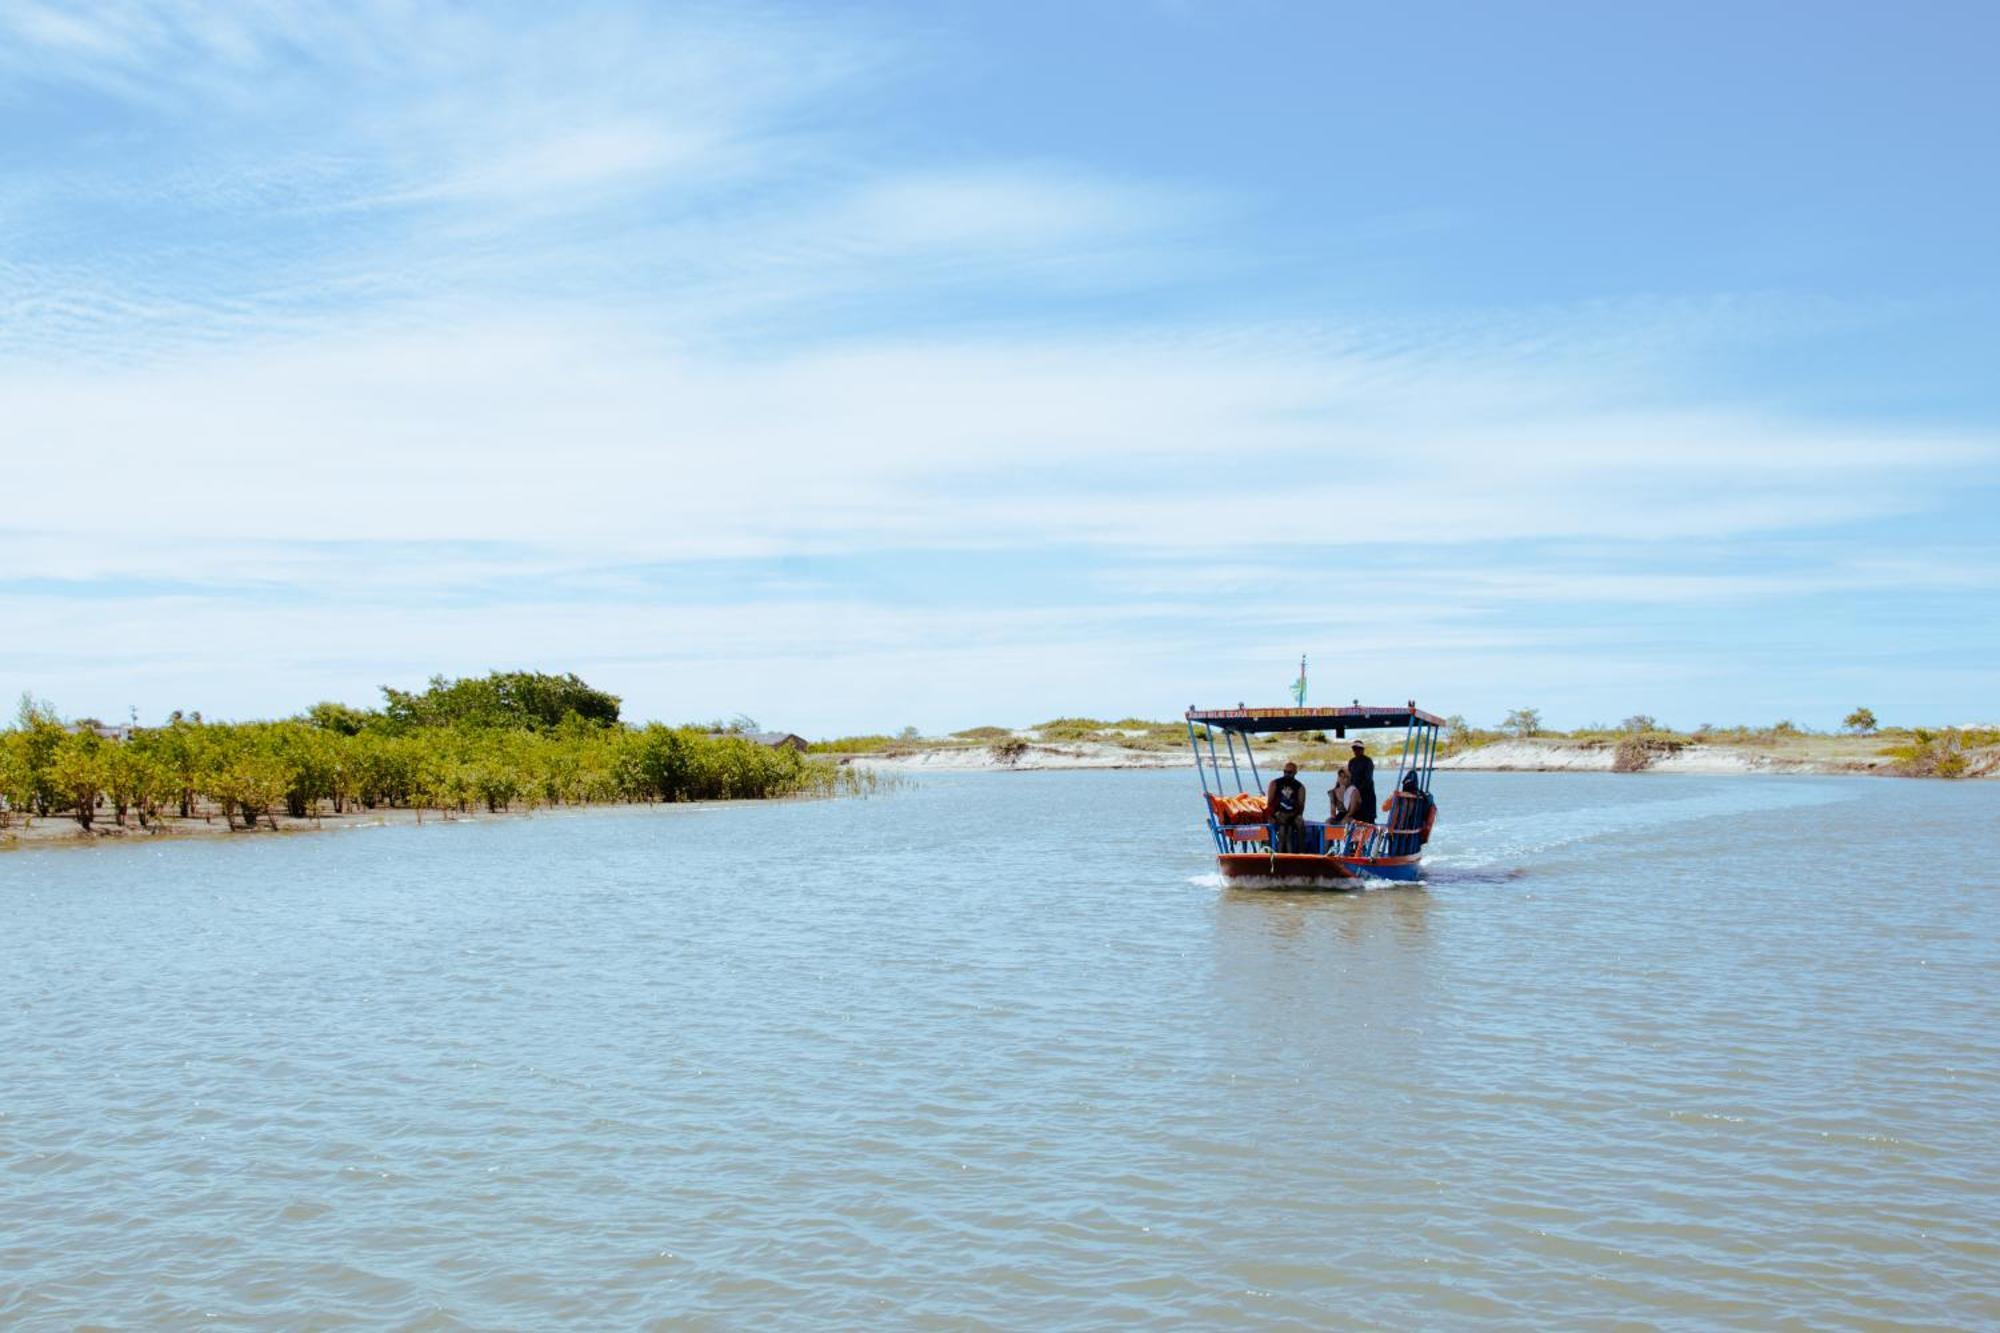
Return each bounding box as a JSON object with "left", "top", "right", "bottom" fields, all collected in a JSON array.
[
  {"left": 1426, "top": 779, "right": 1858, "bottom": 872},
  {"left": 1186, "top": 871, "right": 1402, "bottom": 892}
]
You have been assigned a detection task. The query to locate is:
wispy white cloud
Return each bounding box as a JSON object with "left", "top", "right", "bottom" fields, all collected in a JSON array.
[
  {"left": 1099, "top": 556, "right": 2000, "bottom": 604},
  {"left": 828, "top": 167, "right": 1206, "bottom": 254},
  {"left": 0, "top": 1, "right": 894, "bottom": 351},
  {"left": 8, "top": 313, "right": 1988, "bottom": 558}
]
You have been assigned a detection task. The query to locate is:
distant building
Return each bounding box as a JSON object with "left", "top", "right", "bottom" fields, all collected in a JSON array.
[
  {"left": 63, "top": 721, "right": 134, "bottom": 742},
  {"left": 707, "top": 730, "right": 808, "bottom": 752}
]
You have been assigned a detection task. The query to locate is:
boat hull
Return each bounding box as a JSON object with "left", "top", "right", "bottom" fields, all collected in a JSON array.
[{"left": 1216, "top": 851, "right": 1423, "bottom": 884}]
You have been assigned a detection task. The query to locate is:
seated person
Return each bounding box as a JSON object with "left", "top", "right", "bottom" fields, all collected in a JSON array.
[
  {"left": 1327, "top": 767, "right": 1360, "bottom": 824},
  {"left": 1387, "top": 772, "right": 1435, "bottom": 852},
  {"left": 1265, "top": 761, "right": 1307, "bottom": 853},
  {"left": 1393, "top": 771, "right": 1434, "bottom": 826}
]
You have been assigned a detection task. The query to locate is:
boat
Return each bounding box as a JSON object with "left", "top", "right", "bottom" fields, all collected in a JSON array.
[{"left": 1186, "top": 702, "right": 1443, "bottom": 883}]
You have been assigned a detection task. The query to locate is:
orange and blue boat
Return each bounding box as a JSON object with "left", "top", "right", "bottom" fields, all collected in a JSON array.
[{"left": 1186, "top": 703, "right": 1443, "bottom": 883}]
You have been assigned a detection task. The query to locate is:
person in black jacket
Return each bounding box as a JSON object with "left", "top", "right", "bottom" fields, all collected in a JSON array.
[
  {"left": 1389, "top": 771, "right": 1436, "bottom": 854},
  {"left": 1347, "top": 741, "right": 1377, "bottom": 822},
  {"left": 1266, "top": 761, "right": 1307, "bottom": 853}
]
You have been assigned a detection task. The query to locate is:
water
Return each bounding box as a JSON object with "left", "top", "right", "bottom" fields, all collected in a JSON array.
[{"left": 3, "top": 770, "right": 1997, "bottom": 1328}]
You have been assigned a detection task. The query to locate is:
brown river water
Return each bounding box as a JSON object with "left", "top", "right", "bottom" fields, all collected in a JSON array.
[{"left": 3, "top": 769, "right": 1997, "bottom": 1327}]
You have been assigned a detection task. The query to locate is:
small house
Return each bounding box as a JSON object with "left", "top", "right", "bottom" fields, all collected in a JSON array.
[
  {"left": 63, "top": 721, "right": 134, "bottom": 742},
  {"left": 705, "top": 730, "right": 809, "bottom": 752}
]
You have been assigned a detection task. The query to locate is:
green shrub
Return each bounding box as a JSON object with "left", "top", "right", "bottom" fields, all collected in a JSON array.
[
  {"left": 991, "top": 738, "right": 1030, "bottom": 766},
  {"left": 1884, "top": 728, "right": 1986, "bottom": 779},
  {"left": 1611, "top": 736, "right": 1653, "bottom": 773},
  {"left": 50, "top": 732, "right": 106, "bottom": 829},
  {"left": 807, "top": 734, "right": 899, "bottom": 754},
  {"left": 381, "top": 670, "right": 621, "bottom": 732},
  {"left": 1035, "top": 717, "right": 1113, "bottom": 741}
]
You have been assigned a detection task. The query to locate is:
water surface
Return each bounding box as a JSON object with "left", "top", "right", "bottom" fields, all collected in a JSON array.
[{"left": 4, "top": 771, "right": 1997, "bottom": 1326}]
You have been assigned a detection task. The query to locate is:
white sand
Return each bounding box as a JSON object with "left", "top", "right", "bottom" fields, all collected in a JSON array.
[
  {"left": 1436, "top": 739, "right": 1847, "bottom": 775},
  {"left": 853, "top": 736, "right": 1934, "bottom": 777},
  {"left": 853, "top": 741, "right": 1188, "bottom": 772},
  {"left": 858, "top": 739, "right": 1792, "bottom": 776}
]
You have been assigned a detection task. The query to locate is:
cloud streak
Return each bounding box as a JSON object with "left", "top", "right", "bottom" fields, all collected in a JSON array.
[{"left": 8, "top": 314, "right": 1987, "bottom": 552}]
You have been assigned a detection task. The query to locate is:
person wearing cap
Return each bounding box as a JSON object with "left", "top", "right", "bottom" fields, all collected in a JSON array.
[
  {"left": 1265, "top": 760, "right": 1307, "bottom": 853},
  {"left": 1348, "top": 741, "right": 1377, "bottom": 822}
]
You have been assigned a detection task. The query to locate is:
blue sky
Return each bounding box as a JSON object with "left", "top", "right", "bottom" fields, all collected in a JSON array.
[{"left": 2, "top": 0, "right": 1995, "bottom": 733}]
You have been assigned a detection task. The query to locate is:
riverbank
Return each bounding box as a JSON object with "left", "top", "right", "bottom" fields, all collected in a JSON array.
[
  {"left": 841, "top": 731, "right": 2000, "bottom": 778},
  {"left": 848, "top": 740, "right": 1188, "bottom": 772},
  {"left": 1431, "top": 734, "right": 1995, "bottom": 776},
  {"left": 0, "top": 798, "right": 755, "bottom": 851}
]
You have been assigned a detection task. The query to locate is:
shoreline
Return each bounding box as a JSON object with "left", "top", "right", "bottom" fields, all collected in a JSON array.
[
  {"left": 9, "top": 737, "right": 1988, "bottom": 850},
  {"left": 0, "top": 798, "right": 747, "bottom": 852},
  {"left": 844, "top": 735, "right": 1995, "bottom": 779}
]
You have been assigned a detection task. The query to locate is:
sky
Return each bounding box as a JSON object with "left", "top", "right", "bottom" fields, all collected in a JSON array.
[{"left": 2, "top": 0, "right": 1996, "bottom": 734}]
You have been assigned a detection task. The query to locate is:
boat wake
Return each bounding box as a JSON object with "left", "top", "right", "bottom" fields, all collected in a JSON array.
[
  {"left": 1187, "top": 871, "right": 1413, "bottom": 893},
  {"left": 1417, "top": 864, "right": 1530, "bottom": 887},
  {"left": 1425, "top": 779, "right": 1857, "bottom": 875}
]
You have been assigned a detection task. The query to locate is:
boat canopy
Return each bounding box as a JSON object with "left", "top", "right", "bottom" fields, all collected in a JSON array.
[{"left": 1184, "top": 704, "right": 1446, "bottom": 734}]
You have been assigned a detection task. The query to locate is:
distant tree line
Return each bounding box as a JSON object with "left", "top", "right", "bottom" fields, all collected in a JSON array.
[
  {"left": 0, "top": 672, "right": 849, "bottom": 832},
  {"left": 1434, "top": 706, "right": 1994, "bottom": 778}
]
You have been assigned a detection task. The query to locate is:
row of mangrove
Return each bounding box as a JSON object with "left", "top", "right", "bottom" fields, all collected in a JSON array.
[{"left": 0, "top": 671, "right": 860, "bottom": 831}]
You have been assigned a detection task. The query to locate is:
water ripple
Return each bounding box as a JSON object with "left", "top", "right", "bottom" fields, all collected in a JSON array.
[{"left": 3, "top": 772, "right": 1997, "bottom": 1327}]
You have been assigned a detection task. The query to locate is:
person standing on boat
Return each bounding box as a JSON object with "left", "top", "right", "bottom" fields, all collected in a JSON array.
[
  {"left": 1266, "top": 761, "right": 1307, "bottom": 853},
  {"left": 1348, "top": 741, "right": 1377, "bottom": 822}
]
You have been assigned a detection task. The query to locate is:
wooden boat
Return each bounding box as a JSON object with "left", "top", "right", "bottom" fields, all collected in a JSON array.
[{"left": 1187, "top": 703, "right": 1442, "bottom": 884}]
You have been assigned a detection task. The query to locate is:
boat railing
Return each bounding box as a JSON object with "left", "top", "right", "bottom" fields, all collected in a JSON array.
[
  {"left": 1205, "top": 791, "right": 1435, "bottom": 860},
  {"left": 1204, "top": 815, "right": 1378, "bottom": 856}
]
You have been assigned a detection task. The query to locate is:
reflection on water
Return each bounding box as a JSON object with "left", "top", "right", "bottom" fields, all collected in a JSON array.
[
  {"left": 1216, "top": 879, "right": 1433, "bottom": 956},
  {"left": 3, "top": 770, "right": 1998, "bottom": 1328}
]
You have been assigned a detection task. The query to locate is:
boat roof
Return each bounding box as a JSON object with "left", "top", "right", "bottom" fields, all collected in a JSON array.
[{"left": 1185, "top": 704, "right": 1447, "bottom": 733}]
